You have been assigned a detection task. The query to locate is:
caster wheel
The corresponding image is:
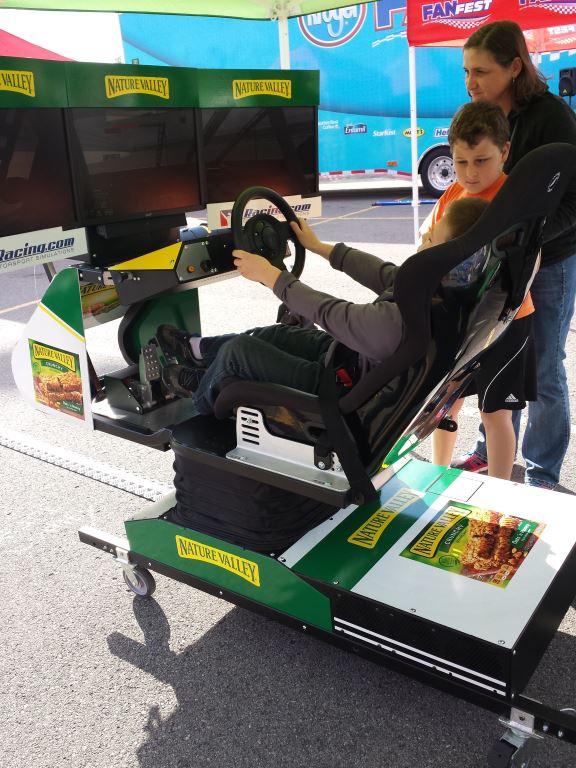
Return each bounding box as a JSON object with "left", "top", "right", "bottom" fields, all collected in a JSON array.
[
  {"left": 123, "top": 566, "right": 156, "bottom": 597},
  {"left": 488, "top": 739, "right": 516, "bottom": 768}
]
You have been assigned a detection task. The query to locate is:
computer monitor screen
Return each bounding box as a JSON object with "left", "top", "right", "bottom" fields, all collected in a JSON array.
[
  {"left": 201, "top": 106, "right": 318, "bottom": 203},
  {"left": 0, "top": 108, "right": 77, "bottom": 238},
  {"left": 67, "top": 107, "right": 202, "bottom": 226}
]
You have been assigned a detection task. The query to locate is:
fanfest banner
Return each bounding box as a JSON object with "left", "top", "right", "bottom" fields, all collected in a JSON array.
[{"left": 407, "top": 1, "right": 576, "bottom": 48}]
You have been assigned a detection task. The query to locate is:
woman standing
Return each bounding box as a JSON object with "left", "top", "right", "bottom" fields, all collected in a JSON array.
[{"left": 451, "top": 20, "right": 576, "bottom": 490}]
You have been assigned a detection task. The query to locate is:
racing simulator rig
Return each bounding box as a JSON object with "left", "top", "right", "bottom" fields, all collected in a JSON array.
[{"left": 5, "top": 56, "right": 576, "bottom": 768}]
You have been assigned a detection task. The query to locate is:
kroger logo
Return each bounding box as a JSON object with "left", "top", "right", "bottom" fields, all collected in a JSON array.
[
  {"left": 298, "top": 5, "right": 367, "bottom": 47},
  {"left": 345, "top": 123, "right": 367, "bottom": 135},
  {"left": 421, "top": 0, "right": 493, "bottom": 25}
]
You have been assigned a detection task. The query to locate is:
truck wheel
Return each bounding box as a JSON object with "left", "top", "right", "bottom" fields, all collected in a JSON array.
[
  {"left": 123, "top": 566, "right": 156, "bottom": 597},
  {"left": 420, "top": 147, "right": 455, "bottom": 198}
]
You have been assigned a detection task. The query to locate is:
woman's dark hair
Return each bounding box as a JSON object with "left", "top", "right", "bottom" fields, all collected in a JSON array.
[
  {"left": 448, "top": 101, "right": 510, "bottom": 150},
  {"left": 464, "top": 20, "right": 548, "bottom": 107}
]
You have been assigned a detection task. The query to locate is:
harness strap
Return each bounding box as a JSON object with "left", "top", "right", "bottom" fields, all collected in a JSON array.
[{"left": 317, "top": 367, "right": 378, "bottom": 505}]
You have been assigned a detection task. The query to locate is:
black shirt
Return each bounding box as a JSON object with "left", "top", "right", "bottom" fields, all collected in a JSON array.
[{"left": 506, "top": 91, "right": 576, "bottom": 265}]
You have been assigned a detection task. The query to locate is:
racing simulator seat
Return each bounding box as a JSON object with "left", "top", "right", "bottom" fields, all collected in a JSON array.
[{"left": 167, "top": 142, "right": 576, "bottom": 553}]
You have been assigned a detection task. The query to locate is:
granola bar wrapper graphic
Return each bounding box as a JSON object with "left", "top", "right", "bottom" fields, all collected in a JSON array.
[
  {"left": 400, "top": 502, "right": 546, "bottom": 588},
  {"left": 29, "top": 339, "right": 84, "bottom": 420}
]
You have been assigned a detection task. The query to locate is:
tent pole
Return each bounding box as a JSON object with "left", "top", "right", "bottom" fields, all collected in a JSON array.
[
  {"left": 409, "top": 45, "right": 420, "bottom": 246},
  {"left": 277, "top": 12, "right": 291, "bottom": 69}
]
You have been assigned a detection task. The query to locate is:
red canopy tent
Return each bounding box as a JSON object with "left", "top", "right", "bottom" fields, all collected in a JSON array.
[
  {"left": 407, "top": 0, "right": 576, "bottom": 49},
  {"left": 0, "top": 27, "right": 71, "bottom": 60},
  {"left": 404, "top": 1, "right": 576, "bottom": 240}
]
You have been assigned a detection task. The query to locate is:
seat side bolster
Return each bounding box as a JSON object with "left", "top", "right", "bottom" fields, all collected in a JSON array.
[{"left": 213, "top": 379, "right": 322, "bottom": 419}]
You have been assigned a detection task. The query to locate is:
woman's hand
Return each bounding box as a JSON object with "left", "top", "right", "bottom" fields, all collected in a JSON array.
[
  {"left": 290, "top": 218, "right": 333, "bottom": 260},
  {"left": 232, "top": 249, "right": 281, "bottom": 289}
]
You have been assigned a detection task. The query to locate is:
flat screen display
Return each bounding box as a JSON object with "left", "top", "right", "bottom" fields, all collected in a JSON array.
[
  {"left": 67, "top": 107, "right": 202, "bottom": 226},
  {"left": 201, "top": 106, "right": 318, "bottom": 203},
  {"left": 0, "top": 108, "right": 77, "bottom": 238}
]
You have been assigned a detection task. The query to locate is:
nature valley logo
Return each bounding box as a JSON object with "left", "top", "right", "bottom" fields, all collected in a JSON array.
[
  {"left": 409, "top": 506, "right": 471, "bottom": 559},
  {"left": 175, "top": 535, "right": 260, "bottom": 586},
  {"left": 348, "top": 488, "right": 423, "bottom": 549},
  {"left": 0, "top": 69, "right": 35, "bottom": 98},
  {"left": 233, "top": 79, "right": 292, "bottom": 100},
  {"left": 104, "top": 75, "right": 169, "bottom": 100},
  {"left": 31, "top": 342, "right": 75, "bottom": 372}
]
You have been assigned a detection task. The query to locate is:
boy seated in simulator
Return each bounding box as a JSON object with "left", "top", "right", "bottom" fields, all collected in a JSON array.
[
  {"left": 420, "top": 101, "right": 536, "bottom": 481},
  {"left": 159, "top": 196, "right": 487, "bottom": 418}
]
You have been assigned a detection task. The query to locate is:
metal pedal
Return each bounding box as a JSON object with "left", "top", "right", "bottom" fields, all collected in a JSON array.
[{"left": 140, "top": 344, "right": 162, "bottom": 382}]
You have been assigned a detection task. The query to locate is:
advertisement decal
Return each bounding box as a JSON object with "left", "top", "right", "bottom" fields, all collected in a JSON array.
[
  {"left": 299, "top": 6, "right": 367, "bottom": 47},
  {"left": 176, "top": 535, "right": 260, "bottom": 586},
  {"left": 0, "top": 69, "right": 35, "bottom": 97},
  {"left": 0, "top": 227, "right": 88, "bottom": 274},
  {"left": 29, "top": 339, "right": 84, "bottom": 420},
  {"left": 401, "top": 502, "right": 546, "bottom": 588}
]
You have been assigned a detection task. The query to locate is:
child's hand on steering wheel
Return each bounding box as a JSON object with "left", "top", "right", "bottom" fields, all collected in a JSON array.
[
  {"left": 233, "top": 249, "right": 281, "bottom": 289},
  {"left": 290, "top": 218, "right": 333, "bottom": 260}
]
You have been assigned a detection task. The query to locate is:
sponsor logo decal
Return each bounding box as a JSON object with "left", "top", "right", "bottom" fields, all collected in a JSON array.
[
  {"left": 373, "top": 128, "right": 396, "bottom": 137},
  {"left": 232, "top": 79, "right": 291, "bottom": 100},
  {"left": 319, "top": 119, "right": 340, "bottom": 130},
  {"left": 104, "top": 75, "right": 169, "bottom": 99},
  {"left": 0, "top": 69, "right": 35, "bottom": 97},
  {"left": 434, "top": 127, "right": 449, "bottom": 138},
  {"left": 548, "top": 171, "right": 561, "bottom": 191},
  {"left": 344, "top": 123, "right": 367, "bottom": 135},
  {"left": 176, "top": 535, "right": 260, "bottom": 586},
  {"left": 421, "top": 1, "right": 493, "bottom": 28},
  {"left": 348, "top": 488, "right": 423, "bottom": 549},
  {"left": 519, "top": 0, "right": 576, "bottom": 13},
  {"left": 348, "top": 509, "right": 399, "bottom": 549},
  {"left": 409, "top": 507, "right": 470, "bottom": 559},
  {"left": 375, "top": 0, "right": 407, "bottom": 31},
  {"left": 403, "top": 127, "right": 425, "bottom": 137},
  {"left": 219, "top": 202, "right": 312, "bottom": 228},
  {"left": 298, "top": 5, "right": 367, "bottom": 47},
  {"left": 0, "top": 235, "right": 76, "bottom": 271},
  {"left": 31, "top": 342, "right": 76, "bottom": 372},
  {"left": 29, "top": 340, "right": 84, "bottom": 418}
]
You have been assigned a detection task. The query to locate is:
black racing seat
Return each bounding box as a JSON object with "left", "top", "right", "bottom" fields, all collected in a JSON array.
[{"left": 171, "top": 143, "right": 576, "bottom": 523}]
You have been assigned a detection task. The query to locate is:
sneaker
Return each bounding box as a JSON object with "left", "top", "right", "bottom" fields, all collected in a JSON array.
[
  {"left": 526, "top": 478, "right": 556, "bottom": 491},
  {"left": 450, "top": 451, "right": 488, "bottom": 473},
  {"left": 155, "top": 324, "right": 203, "bottom": 366},
  {"left": 161, "top": 364, "right": 204, "bottom": 398}
]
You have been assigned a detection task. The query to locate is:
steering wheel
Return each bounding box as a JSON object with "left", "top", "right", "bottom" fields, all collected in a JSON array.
[{"left": 231, "top": 186, "right": 306, "bottom": 278}]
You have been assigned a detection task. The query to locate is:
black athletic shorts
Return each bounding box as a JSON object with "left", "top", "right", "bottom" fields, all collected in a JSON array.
[{"left": 463, "top": 314, "right": 537, "bottom": 413}]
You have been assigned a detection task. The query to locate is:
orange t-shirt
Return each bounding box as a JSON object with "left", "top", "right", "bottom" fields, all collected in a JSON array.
[{"left": 427, "top": 173, "right": 534, "bottom": 318}]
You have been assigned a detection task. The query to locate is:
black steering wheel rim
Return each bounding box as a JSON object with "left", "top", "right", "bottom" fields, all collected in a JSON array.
[{"left": 231, "top": 186, "right": 306, "bottom": 278}]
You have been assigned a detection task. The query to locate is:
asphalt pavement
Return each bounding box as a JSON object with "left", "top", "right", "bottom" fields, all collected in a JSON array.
[{"left": 1, "top": 185, "right": 575, "bottom": 768}]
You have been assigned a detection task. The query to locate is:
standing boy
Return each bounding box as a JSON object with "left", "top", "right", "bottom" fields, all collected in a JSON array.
[{"left": 421, "top": 100, "right": 536, "bottom": 480}]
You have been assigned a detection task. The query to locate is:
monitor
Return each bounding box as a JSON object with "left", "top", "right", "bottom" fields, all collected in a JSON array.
[
  {"left": 200, "top": 106, "right": 318, "bottom": 203},
  {"left": 66, "top": 107, "right": 202, "bottom": 227},
  {"left": 0, "top": 108, "right": 77, "bottom": 239}
]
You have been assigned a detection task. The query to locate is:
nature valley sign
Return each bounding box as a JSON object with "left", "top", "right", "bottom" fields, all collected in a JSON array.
[
  {"left": 175, "top": 535, "right": 260, "bottom": 586},
  {"left": 0, "top": 69, "right": 35, "bottom": 98},
  {"left": 104, "top": 75, "right": 170, "bottom": 100},
  {"left": 233, "top": 79, "right": 292, "bottom": 100}
]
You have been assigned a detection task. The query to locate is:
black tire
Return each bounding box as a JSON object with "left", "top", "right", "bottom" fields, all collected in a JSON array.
[
  {"left": 123, "top": 566, "right": 156, "bottom": 597},
  {"left": 420, "top": 146, "right": 455, "bottom": 198}
]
